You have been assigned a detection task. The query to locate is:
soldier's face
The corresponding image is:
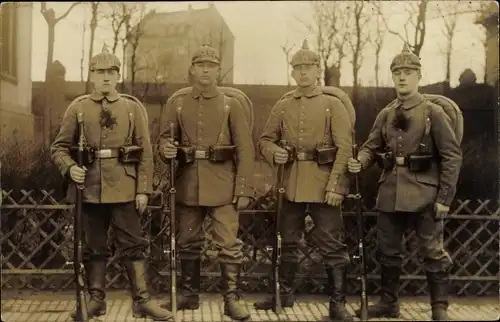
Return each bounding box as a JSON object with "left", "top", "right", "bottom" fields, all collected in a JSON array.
[
  {"left": 292, "top": 64, "right": 319, "bottom": 87},
  {"left": 392, "top": 68, "right": 421, "bottom": 95},
  {"left": 191, "top": 61, "right": 220, "bottom": 86},
  {"left": 91, "top": 68, "right": 120, "bottom": 93}
]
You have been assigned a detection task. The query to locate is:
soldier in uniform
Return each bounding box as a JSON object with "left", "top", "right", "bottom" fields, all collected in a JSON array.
[
  {"left": 254, "top": 40, "right": 353, "bottom": 321},
  {"left": 51, "top": 46, "right": 174, "bottom": 321},
  {"left": 159, "top": 44, "right": 254, "bottom": 321},
  {"left": 347, "top": 44, "right": 462, "bottom": 321}
]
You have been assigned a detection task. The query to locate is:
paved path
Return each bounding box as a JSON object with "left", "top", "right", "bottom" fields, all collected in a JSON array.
[{"left": 1, "top": 291, "right": 498, "bottom": 321}]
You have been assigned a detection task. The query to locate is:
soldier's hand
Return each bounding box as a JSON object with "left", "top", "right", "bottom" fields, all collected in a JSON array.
[
  {"left": 136, "top": 193, "right": 149, "bottom": 215},
  {"left": 69, "top": 165, "right": 87, "bottom": 184},
  {"left": 325, "top": 191, "right": 344, "bottom": 207},
  {"left": 162, "top": 141, "right": 178, "bottom": 159},
  {"left": 347, "top": 157, "right": 362, "bottom": 173},
  {"left": 434, "top": 202, "right": 450, "bottom": 220},
  {"left": 233, "top": 196, "right": 251, "bottom": 210},
  {"left": 274, "top": 148, "right": 289, "bottom": 165}
]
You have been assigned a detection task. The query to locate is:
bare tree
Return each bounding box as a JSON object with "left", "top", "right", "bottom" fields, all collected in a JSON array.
[
  {"left": 376, "top": 0, "right": 429, "bottom": 56},
  {"left": 302, "top": 1, "right": 351, "bottom": 86},
  {"left": 280, "top": 39, "right": 295, "bottom": 86},
  {"left": 100, "top": 2, "right": 141, "bottom": 54},
  {"left": 435, "top": 2, "right": 465, "bottom": 86},
  {"left": 40, "top": 2, "right": 80, "bottom": 79},
  {"left": 125, "top": 5, "right": 149, "bottom": 90},
  {"left": 80, "top": 15, "right": 87, "bottom": 82},
  {"left": 370, "top": 3, "right": 386, "bottom": 87},
  {"left": 345, "top": 1, "right": 371, "bottom": 103},
  {"left": 85, "top": 2, "right": 100, "bottom": 93}
]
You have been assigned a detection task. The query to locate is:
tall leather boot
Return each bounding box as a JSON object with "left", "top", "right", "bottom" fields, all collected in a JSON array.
[
  {"left": 220, "top": 263, "right": 250, "bottom": 321},
  {"left": 70, "top": 260, "right": 107, "bottom": 320},
  {"left": 326, "top": 266, "right": 353, "bottom": 321},
  {"left": 427, "top": 271, "right": 449, "bottom": 321},
  {"left": 355, "top": 266, "right": 401, "bottom": 318},
  {"left": 124, "top": 260, "right": 175, "bottom": 321},
  {"left": 254, "top": 261, "right": 298, "bottom": 310},
  {"left": 161, "top": 258, "right": 201, "bottom": 310}
]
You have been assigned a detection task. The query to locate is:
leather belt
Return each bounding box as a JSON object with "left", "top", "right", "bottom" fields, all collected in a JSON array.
[
  {"left": 294, "top": 151, "right": 316, "bottom": 161},
  {"left": 95, "top": 148, "right": 119, "bottom": 159}
]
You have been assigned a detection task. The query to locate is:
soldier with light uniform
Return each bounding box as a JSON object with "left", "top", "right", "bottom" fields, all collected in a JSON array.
[
  {"left": 160, "top": 44, "right": 254, "bottom": 321},
  {"left": 255, "top": 40, "right": 354, "bottom": 321},
  {"left": 348, "top": 44, "right": 462, "bottom": 321},
  {"left": 51, "top": 46, "right": 174, "bottom": 321}
]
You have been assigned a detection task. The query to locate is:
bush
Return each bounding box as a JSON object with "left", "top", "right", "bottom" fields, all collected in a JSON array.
[{"left": 0, "top": 138, "right": 63, "bottom": 195}]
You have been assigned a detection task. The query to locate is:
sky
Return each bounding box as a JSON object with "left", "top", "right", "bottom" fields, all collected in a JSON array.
[{"left": 31, "top": 1, "right": 489, "bottom": 87}]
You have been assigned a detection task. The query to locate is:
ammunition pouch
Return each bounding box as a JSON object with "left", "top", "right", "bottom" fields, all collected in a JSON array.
[
  {"left": 282, "top": 145, "right": 296, "bottom": 164},
  {"left": 177, "top": 145, "right": 196, "bottom": 164},
  {"left": 407, "top": 153, "right": 433, "bottom": 173},
  {"left": 119, "top": 145, "right": 143, "bottom": 164},
  {"left": 208, "top": 145, "right": 235, "bottom": 162},
  {"left": 315, "top": 146, "right": 338, "bottom": 165},
  {"left": 374, "top": 151, "right": 394, "bottom": 170},
  {"left": 69, "top": 146, "right": 96, "bottom": 167}
]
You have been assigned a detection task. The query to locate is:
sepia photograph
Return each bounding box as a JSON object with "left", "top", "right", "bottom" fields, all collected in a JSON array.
[{"left": 0, "top": 1, "right": 498, "bottom": 321}]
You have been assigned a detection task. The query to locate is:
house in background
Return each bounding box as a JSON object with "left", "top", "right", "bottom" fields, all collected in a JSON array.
[
  {"left": 476, "top": 2, "right": 499, "bottom": 87},
  {"left": 0, "top": 2, "right": 35, "bottom": 143},
  {"left": 125, "top": 3, "right": 235, "bottom": 85}
]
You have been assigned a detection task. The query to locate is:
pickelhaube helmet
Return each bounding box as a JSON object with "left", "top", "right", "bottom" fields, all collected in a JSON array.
[
  {"left": 89, "top": 43, "right": 121, "bottom": 71},
  {"left": 290, "top": 39, "right": 320, "bottom": 67},
  {"left": 390, "top": 43, "right": 421, "bottom": 72},
  {"left": 191, "top": 44, "right": 220, "bottom": 64}
]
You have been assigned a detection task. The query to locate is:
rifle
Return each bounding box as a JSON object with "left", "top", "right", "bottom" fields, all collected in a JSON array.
[
  {"left": 168, "top": 122, "right": 177, "bottom": 320},
  {"left": 73, "top": 114, "right": 89, "bottom": 322},
  {"left": 272, "top": 139, "right": 287, "bottom": 314},
  {"left": 351, "top": 130, "right": 368, "bottom": 321}
]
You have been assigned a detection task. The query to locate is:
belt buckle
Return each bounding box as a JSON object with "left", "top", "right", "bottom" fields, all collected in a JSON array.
[
  {"left": 195, "top": 150, "right": 206, "bottom": 159},
  {"left": 97, "top": 149, "right": 112, "bottom": 158},
  {"left": 296, "top": 152, "right": 306, "bottom": 161},
  {"left": 395, "top": 156, "right": 405, "bottom": 166}
]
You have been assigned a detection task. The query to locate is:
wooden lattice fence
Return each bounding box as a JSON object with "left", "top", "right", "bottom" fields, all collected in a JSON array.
[{"left": 1, "top": 189, "right": 498, "bottom": 296}]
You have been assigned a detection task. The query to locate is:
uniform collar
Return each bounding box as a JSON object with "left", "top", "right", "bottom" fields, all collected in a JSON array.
[
  {"left": 191, "top": 84, "right": 220, "bottom": 99},
  {"left": 293, "top": 85, "right": 322, "bottom": 98},
  {"left": 395, "top": 92, "right": 424, "bottom": 109},
  {"left": 89, "top": 89, "right": 120, "bottom": 102}
]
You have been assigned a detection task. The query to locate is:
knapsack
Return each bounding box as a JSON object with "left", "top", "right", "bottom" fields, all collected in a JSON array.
[
  {"left": 387, "top": 94, "right": 464, "bottom": 143},
  {"left": 167, "top": 86, "right": 254, "bottom": 132},
  {"left": 278, "top": 86, "right": 356, "bottom": 129}
]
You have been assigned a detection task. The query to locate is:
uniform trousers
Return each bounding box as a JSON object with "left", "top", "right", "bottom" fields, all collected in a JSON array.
[
  {"left": 376, "top": 206, "right": 452, "bottom": 272},
  {"left": 176, "top": 203, "right": 243, "bottom": 264},
  {"left": 280, "top": 199, "right": 351, "bottom": 268},
  {"left": 82, "top": 202, "right": 149, "bottom": 262}
]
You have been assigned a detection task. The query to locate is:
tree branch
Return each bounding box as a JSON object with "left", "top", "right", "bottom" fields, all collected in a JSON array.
[{"left": 55, "top": 2, "right": 80, "bottom": 23}]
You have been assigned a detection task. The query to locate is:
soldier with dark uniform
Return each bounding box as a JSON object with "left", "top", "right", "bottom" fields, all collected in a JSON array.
[
  {"left": 348, "top": 44, "right": 462, "bottom": 321},
  {"left": 51, "top": 46, "right": 174, "bottom": 321},
  {"left": 255, "top": 40, "right": 354, "bottom": 321},
  {"left": 159, "top": 44, "right": 254, "bottom": 321}
]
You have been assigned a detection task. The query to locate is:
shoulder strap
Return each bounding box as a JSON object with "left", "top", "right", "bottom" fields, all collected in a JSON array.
[
  {"left": 70, "top": 95, "right": 89, "bottom": 145},
  {"left": 175, "top": 96, "right": 189, "bottom": 145},
  {"left": 321, "top": 96, "right": 332, "bottom": 146},
  {"left": 216, "top": 95, "right": 231, "bottom": 145}
]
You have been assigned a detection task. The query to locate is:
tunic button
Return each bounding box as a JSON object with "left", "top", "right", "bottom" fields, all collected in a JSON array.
[{"left": 398, "top": 136, "right": 402, "bottom": 140}]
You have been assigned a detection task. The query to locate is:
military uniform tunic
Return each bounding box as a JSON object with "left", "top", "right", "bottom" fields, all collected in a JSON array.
[
  {"left": 160, "top": 85, "right": 255, "bottom": 207},
  {"left": 358, "top": 92, "right": 462, "bottom": 212},
  {"left": 51, "top": 90, "right": 154, "bottom": 203},
  {"left": 259, "top": 86, "right": 352, "bottom": 202}
]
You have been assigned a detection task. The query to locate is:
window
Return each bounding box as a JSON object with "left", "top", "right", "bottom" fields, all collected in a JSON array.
[{"left": 0, "top": 2, "right": 18, "bottom": 80}]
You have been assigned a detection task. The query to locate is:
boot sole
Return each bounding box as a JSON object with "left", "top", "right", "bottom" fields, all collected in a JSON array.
[
  {"left": 133, "top": 311, "right": 175, "bottom": 321},
  {"left": 70, "top": 310, "right": 106, "bottom": 320}
]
